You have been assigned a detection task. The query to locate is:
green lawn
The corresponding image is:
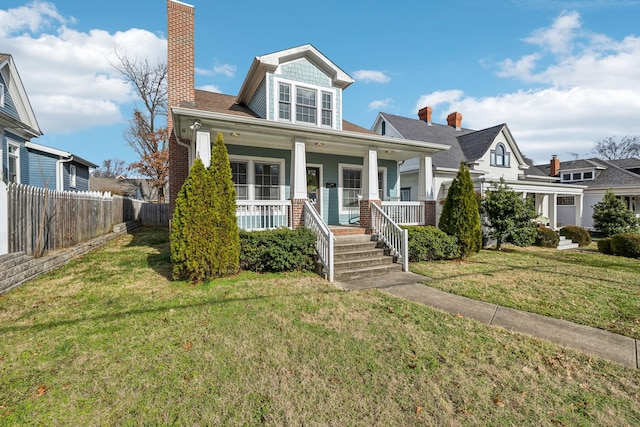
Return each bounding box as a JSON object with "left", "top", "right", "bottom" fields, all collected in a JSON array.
[
  {"left": 411, "top": 244, "right": 640, "bottom": 339},
  {"left": 0, "top": 228, "right": 638, "bottom": 426}
]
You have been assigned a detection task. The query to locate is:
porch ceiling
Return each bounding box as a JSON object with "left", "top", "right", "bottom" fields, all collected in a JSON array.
[{"left": 173, "top": 107, "right": 449, "bottom": 161}]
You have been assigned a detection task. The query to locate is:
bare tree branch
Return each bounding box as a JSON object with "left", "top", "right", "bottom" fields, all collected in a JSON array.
[
  {"left": 92, "top": 158, "right": 128, "bottom": 178},
  {"left": 593, "top": 135, "right": 640, "bottom": 160}
]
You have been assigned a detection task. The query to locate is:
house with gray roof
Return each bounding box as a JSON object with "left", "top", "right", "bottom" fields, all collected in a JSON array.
[
  {"left": 1, "top": 53, "right": 96, "bottom": 191},
  {"left": 538, "top": 156, "right": 640, "bottom": 229},
  {"left": 371, "top": 107, "right": 585, "bottom": 228}
]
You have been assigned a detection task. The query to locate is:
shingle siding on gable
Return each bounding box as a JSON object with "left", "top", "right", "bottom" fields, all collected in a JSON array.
[
  {"left": 27, "top": 149, "right": 57, "bottom": 189},
  {"left": 248, "top": 77, "right": 267, "bottom": 119},
  {"left": 279, "top": 58, "right": 332, "bottom": 88},
  {"left": 0, "top": 72, "right": 20, "bottom": 121}
]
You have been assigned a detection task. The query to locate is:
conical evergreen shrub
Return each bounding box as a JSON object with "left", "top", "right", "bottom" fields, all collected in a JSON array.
[
  {"left": 208, "top": 132, "right": 240, "bottom": 276},
  {"left": 438, "top": 161, "right": 482, "bottom": 257},
  {"left": 170, "top": 157, "right": 217, "bottom": 281}
]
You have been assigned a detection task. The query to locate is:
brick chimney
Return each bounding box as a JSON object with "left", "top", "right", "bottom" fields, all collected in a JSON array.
[
  {"left": 418, "top": 106, "right": 432, "bottom": 125},
  {"left": 447, "top": 111, "right": 462, "bottom": 130},
  {"left": 167, "top": 0, "right": 195, "bottom": 216},
  {"left": 549, "top": 155, "right": 560, "bottom": 177}
]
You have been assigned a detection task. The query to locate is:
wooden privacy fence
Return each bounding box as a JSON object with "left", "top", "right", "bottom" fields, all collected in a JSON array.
[{"left": 2, "top": 182, "right": 169, "bottom": 257}]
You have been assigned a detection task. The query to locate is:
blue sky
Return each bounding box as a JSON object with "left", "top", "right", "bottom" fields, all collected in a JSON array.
[{"left": 2, "top": 0, "right": 640, "bottom": 171}]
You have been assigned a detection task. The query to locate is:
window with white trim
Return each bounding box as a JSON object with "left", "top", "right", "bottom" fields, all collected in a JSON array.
[
  {"left": 70, "top": 164, "right": 77, "bottom": 188},
  {"left": 254, "top": 162, "right": 280, "bottom": 200},
  {"left": 0, "top": 82, "right": 4, "bottom": 108},
  {"left": 229, "top": 156, "right": 285, "bottom": 201},
  {"left": 231, "top": 161, "right": 248, "bottom": 200},
  {"left": 276, "top": 79, "right": 336, "bottom": 128},
  {"left": 561, "top": 171, "right": 595, "bottom": 182},
  {"left": 557, "top": 196, "right": 575, "bottom": 206},
  {"left": 400, "top": 187, "right": 411, "bottom": 201},
  {"left": 338, "top": 164, "right": 387, "bottom": 212},
  {"left": 8, "top": 143, "right": 19, "bottom": 184},
  {"left": 490, "top": 143, "right": 510, "bottom": 167}
]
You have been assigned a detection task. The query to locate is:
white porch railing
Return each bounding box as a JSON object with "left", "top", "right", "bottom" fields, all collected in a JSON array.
[
  {"left": 236, "top": 200, "right": 292, "bottom": 231},
  {"left": 380, "top": 201, "right": 424, "bottom": 225},
  {"left": 304, "top": 201, "right": 335, "bottom": 282},
  {"left": 371, "top": 202, "right": 409, "bottom": 272}
]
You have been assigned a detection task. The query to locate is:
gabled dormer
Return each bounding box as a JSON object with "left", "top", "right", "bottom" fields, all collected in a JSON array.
[{"left": 236, "top": 45, "right": 353, "bottom": 130}]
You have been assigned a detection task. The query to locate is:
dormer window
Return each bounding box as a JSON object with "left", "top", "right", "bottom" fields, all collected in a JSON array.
[
  {"left": 276, "top": 79, "right": 335, "bottom": 128},
  {"left": 490, "top": 143, "right": 510, "bottom": 167},
  {"left": 561, "top": 170, "right": 595, "bottom": 182}
]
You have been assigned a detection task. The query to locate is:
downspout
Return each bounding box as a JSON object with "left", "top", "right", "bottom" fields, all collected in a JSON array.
[{"left": 56, "top": 156, "right": 74, "bottom": 191}]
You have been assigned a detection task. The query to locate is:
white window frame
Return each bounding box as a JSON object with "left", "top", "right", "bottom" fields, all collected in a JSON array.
[
  {"left": 7, "top": 141, "right": 20, "bottom": 184},
  {"left": 69, "top": 164, "right": 77, "bottom": 188},
  {"left": 490, "top": 143, "right": 510, "bottom": 167},
  {"left": 228, "top": 155, "right": 285, "bottom": 201},
  {"left": 557, "top": 196, "right": 575, "bottom": 206},
  {"left": 274, "top": 77, "right": 336, "bottom": 129},
  {"left": 338, "top": 163, "right": 387, "bottom": 214},
  {"left": 0, "top": 82, "right": 4, "bottom": 108},
  {"left": 560, "top": 170, "right": 595, "bottom": 182}
]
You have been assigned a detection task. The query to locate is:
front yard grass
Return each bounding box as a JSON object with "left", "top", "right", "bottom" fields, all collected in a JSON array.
[
  {"left": 411, "top": 244, "right": 640, "bottom": 339},
  {"left": 0, "top": 228, "right": 638, "bottom": 425}
]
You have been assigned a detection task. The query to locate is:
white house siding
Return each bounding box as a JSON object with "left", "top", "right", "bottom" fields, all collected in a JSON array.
[{"left": 474, "top": 134, "right": 521, "bottom": 182}]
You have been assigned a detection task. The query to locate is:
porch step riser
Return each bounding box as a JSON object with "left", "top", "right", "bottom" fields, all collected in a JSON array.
[
  {"left": 557, "top": 236, "right": 579, "bottom": 250},
  {"left": 334, "top": 264, "right": 403, "bottom": 282},
  {"left": 335, "top": 242, "right": 381, "bottom": 253},
  {"left": 334, "top": 250, "right": 386, "bottom": 261},
  {"left": 335, "top": 256, "right": 395, "bottom": 271}
]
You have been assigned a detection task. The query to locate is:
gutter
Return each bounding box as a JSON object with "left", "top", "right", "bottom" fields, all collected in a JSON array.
[{"left": 56, "top": 156, "right": 74, "bottom": 191}]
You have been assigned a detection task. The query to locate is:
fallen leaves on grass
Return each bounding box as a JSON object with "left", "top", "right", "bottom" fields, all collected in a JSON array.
[{"left": 35, "top": 384, "right": 49, "bottom": 396}]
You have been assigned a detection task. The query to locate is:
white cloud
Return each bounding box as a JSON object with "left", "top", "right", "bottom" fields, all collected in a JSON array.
[
  {"left": 0, "top": 2, "right": 166, "bottom": 134},
  {"left": 353, "top": 70, "right": 390, "bottom": 84},
  {"left": 196, "top": 62, "right": 236, "bottom": 78},
  {"left": 197, "top": 84, "right": 222, "bottom": 93},
  {"left": 368, "top": 99, "right": 393, "bottom": 110},
  {"left": 415, "top": 11, "right": 640, "bottom": 163}
]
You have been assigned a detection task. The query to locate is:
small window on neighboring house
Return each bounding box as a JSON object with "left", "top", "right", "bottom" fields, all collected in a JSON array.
[
  {"left": 400, "top": 187, "right": 411, "bottom": 201},
  {"left": 321, "top": 92, "right": 332, "bottom": 126},
  {"left": 583, "top": 171, "right": 593, "bottom": 180},
  {"left": 490, "top": 143, "right": 510, "bottom": 167},
  {"left": 562, "top": 173, "right": 571, "bottom": 181},
  {"left": 572, "top": 172, "right": 581, "bottom": 181},
  {"left": 278, "top": 84, "right": 291, "bottom": 121},
  {"left": 381, "top": 121, "right": 386, "bottom": 135},
  {"left": 8, "top": 143, "right": 19, "bottom": 183},
  {"left": 557, "top": 196, "right": 575, "bottom": 206},
  {"left": 70, "top": 165, "right": 77, "bottom": 188},
  {"left": 230, "top": 161, "right": 248, "bottom": 200},
  {"left": 0, "top": 82, "right": 4, "bottom": 108}
]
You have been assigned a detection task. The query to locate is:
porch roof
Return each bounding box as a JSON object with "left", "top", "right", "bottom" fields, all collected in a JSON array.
[
  {"left": 172, "top": 101, "right": 450, "bottom": 162},
  {"left": 479, "top": 177, "right": 586, "bottom": 195}
]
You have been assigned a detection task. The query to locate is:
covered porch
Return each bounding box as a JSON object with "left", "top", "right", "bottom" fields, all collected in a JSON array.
[{"left": 171, "top": 107, "right": 449, "bottom": 231}]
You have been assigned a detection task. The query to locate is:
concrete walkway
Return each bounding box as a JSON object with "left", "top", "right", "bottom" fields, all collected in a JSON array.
[{"left": 335, "top": 271, "right": 639, "bottom": 369}]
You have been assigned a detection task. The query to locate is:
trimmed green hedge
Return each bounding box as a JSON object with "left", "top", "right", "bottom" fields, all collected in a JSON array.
[
  {"left": 597, "top": 237, "right": 613, "bottom": 255},
  {"left": 610, "top": 233, "right": 640, "bottom": 258},
  {"left": 402, "top": 226, "right": 460, "bottom": 261},
  {"left": 534, "top": 226, "right": 559, "bottom": 248},
  {"left": 239, "top": 228, "right": 317, "bottom": 272},
  {"left": 559, "top": 226, "right": 592, "bottom": 247}
]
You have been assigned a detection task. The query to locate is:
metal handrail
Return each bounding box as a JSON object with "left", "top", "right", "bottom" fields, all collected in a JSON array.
[
  {"left": 303, "top": 201, "right": 335, "bottom": 282},
  {"left": 371, "top": 202, "right": 409, "bottom": 272}
]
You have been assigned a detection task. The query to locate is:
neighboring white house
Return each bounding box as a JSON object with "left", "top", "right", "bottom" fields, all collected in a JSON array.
[
  {"left": 371, "top": 107, "right": 585, "bottom": 228},
  {"left": 537, "top": 157, "right": 640, "bottom": 230}
]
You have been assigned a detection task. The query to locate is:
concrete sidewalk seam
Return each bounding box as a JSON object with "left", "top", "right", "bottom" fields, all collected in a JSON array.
[{"left": 489, "top": 306, "right": 499, "bottom": 325}]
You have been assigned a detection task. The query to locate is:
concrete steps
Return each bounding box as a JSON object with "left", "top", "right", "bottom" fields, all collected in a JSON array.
[
  {"left": 557, "top": 235, "right": 579, "bottom": 250},
  {"left": 332, "top": 233, "right": 402, "bottom": 282}
]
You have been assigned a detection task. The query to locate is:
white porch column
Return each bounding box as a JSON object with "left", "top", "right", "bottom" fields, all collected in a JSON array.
[
  {"left": 549, "top": 193, "right": 558, "bottom": 229},
  {"left": 195, "top": 129, "right": 211, "bottom": 168},
  {"left": 290, "top": 140, "right": 307, "bottom": 200},
  {"left": 417, "top": 154, "right": 434, "bottom": 200},
  {"left": 574, "top": 193, "right": 583, "bottom": 227},
  {"left": 362, "top": 148, "right": 379, "bottom": 200}
]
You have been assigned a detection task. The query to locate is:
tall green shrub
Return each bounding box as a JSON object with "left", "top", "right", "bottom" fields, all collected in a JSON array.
[
  {"left": 482, "top": 178, "right": 537, "bottom": 250},
  {"left": 592, "top": 190, "right": 639, "bottom": 237},
  {"left": 208, "top": 132, "right": 240, "bottom": 276},
  {"left": 170, "top": 158, "right": 217, "bottom": 282},
  {"left": 438, "top": 162, "right": 482, "bottom": 258}
]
